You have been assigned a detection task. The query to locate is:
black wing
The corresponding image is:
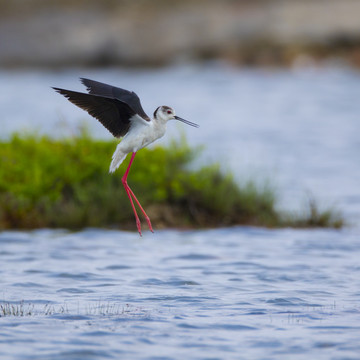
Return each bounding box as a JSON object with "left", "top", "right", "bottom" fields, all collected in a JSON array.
[
  {"left": 80, "top": 78, "right": 150, "bottom": 121},
  {"left": 53, "top": 87, "right": 136, "bottom": 137}
]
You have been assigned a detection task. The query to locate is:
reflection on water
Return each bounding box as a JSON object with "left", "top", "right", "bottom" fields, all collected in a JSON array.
[{"left": 1, "top": 227, "right": 360, "bottom": 359}]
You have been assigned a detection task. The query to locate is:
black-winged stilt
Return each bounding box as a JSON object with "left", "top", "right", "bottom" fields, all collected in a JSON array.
[{"left": 53, "top": 78, "right": 199, "bottom": 235}]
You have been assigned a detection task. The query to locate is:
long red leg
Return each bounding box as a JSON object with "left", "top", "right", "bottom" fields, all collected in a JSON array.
[
  {"left": 126, "top": 187, "right": 154, "bottom": 233},
  {"left": 122, "top": 152, "right": 154, "bottom": 235}
]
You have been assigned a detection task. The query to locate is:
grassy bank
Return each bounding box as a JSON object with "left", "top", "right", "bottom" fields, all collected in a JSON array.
[{"left": 0, "top": 134, "right": 343, "bottom": 230}]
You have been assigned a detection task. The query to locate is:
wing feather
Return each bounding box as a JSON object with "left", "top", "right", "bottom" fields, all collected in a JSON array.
[
  {"left": 80, "top": 78, "right": 150, "bottom": 121},
  {"left": 53, "top": 87, "right": 134, "bottom": 137}
]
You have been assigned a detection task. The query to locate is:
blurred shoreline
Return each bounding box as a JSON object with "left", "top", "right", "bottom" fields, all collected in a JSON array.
[{"left": 1, "top": 0, "right": 360, "bottom": 69}]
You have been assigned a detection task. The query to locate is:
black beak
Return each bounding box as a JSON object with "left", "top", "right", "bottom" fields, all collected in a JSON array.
[{"left": 174, "top": 116, "right": 199, "bottom": 128}]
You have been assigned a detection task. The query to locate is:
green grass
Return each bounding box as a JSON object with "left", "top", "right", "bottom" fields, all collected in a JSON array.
[{"left": 0, "top": 133, "right": 343, "bottom": 230}]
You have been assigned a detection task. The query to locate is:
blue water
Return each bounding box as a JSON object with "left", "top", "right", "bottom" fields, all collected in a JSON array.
[
  {"left": 1, "top": 64, "right": 360, "bottom": 359},
  {"left": 1, "top": 227, "right": 360, "bottom": 359}
]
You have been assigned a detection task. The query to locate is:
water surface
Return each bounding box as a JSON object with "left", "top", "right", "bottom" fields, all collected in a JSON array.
[{"left": 1, "top": 227, "right": 360, "bottom": 359}]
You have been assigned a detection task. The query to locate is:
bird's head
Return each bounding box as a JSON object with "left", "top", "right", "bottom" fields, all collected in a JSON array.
[{"left": 154, "top": 106, "right": 199, "bottom": 127}]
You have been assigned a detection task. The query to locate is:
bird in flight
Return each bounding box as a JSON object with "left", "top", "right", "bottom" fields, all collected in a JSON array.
[{"left": 53, "top": 78, "right": 199, "bottom": 236}]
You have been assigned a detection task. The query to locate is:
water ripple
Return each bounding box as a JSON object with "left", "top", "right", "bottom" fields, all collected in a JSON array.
[{"left": 1, "top": 226, "right": 360, "bottom": 359}]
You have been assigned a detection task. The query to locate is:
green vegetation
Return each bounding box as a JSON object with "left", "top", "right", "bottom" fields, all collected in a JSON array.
[{"left": 0, "top": 133, "right": 343, "bottom": 231}]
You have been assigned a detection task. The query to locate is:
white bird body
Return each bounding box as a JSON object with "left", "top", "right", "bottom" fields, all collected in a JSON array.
[
  {"left": 53, "top": 78, "right": 198, "bottom": 235},
  {"left": 110, "top": 113, "right": 167, "bottom": 173}
]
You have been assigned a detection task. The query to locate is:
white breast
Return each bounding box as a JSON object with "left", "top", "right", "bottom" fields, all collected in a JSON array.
[{"left": 118, "top": 117, "right": 166, "bottom": 154}]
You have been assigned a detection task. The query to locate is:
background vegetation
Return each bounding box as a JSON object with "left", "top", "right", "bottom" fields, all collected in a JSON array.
[{"left": 0, "top": 134, "right": 343, "bottom": 231}]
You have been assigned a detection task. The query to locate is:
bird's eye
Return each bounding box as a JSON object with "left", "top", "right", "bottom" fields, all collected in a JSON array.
[{"left": 167, "top": 110, "right": 172, "bottom": 114}]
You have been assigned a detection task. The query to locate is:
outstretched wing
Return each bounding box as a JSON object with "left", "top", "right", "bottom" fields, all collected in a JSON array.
[
  {"left": 53, "top": 87, "right": 138, "bottom": 137},
  {"left": 80, "top": 78, "right": 150, "bottom": 121}
]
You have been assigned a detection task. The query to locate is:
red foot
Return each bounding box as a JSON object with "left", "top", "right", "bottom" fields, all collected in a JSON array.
[
  {"left": 135, "top": 217, "right": 142, "bottom": 237},
  {"left": 144, "top": 216, "right": 154, "bottom": 233}
]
